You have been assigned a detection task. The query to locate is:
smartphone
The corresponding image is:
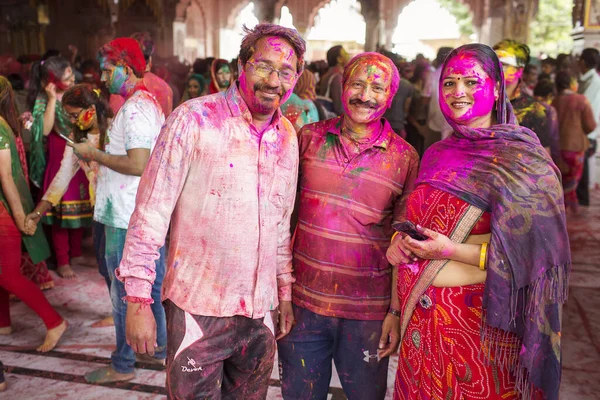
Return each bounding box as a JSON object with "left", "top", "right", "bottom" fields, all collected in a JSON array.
[
  {"left": 392, "top": 221, "right": 428, "bottom": 241},
  {"left": 57, "top": 132, "right": 75, "bottom": 146}
]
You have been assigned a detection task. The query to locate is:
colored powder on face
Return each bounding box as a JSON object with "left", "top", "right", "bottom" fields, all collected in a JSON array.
[
  {"left": 342, "top": 63, "right": 392, "bottom": 123},
  {"left": 106, "top": 65, "right": 128, "bottom": 95},
  {"left": 440, "top": 57, "right": 496, "bottom": 127},
  {"left": 77, "top": 109, "right": 95, "bottom": 130}
]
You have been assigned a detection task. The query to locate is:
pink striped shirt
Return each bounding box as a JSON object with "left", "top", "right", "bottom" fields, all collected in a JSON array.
[
  {"left": 116, "top": 84, "right": 298, "bottom": 318},
  {"left": 293, "top": 117, "right": 419, "bottom": 320}
]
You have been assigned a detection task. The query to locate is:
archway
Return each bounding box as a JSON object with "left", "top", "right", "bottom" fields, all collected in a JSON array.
[
  {"left": 305, "top": 0, "right": 365, "bottom": 61},
  {"left": 220, "top": 2, "right": 259, "bottom": 61},
  {"left": 183, "top": 1, "right": 208, "bottom": 62},
  {"left": 278, "top": 6, "right": 296, "bottom": 30},
  {"left": 392, "top": 0, "right": 472, "bottom": 60}
]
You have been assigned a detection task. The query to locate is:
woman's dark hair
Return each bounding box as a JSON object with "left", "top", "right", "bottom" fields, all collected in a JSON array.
[
  {"left": 27, "top": 55, "right": 71, "bottom": 110},
  {"left": 326, "top": 45, "right": 344, "bottom": 67},
  {"left": 61, "top": 84, "right": 113, "bottom": 149},
  {"left": 441, "top": 44, "right": 508, "bottom": 124},
  {"left": 188, "top": 74, "right": 206, "bottom": 94},
  {"left": 443, "top": 44, "right": 503, "bottom": 87},
  {"left": 555, "top": 71, "right": 574, "bottom": 92},
  {"left": 0, "top": 76, "right": 21, "bottom": 137}
]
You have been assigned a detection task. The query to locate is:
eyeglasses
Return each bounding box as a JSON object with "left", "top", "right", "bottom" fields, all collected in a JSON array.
[
  {"left": 67, "top": 108, "right": 85, "bottom": 120},
  {"left": 247, "top": 61, "right": 297, "bottom": 84}
]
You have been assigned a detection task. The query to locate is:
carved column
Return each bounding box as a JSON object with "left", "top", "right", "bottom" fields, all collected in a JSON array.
[
  {"left": 358, "top": 0, "right": 381, "bottom": 52},
  {"left": 0, "top": 0, "right": 43, "bottom": 55},
  {"left": 572, "top": 0, "right": 600, "bottom": 53},
  {"left": 478, "top": 0, "right": 505, "bottom": 46},
  {"left": 254, "top": 0, "right": 278, "bottom": 23},
  {"left": 503, "top": 0, "right": 538, "bottom": 43}
]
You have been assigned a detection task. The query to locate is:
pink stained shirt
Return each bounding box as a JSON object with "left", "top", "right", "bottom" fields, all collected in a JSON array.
[
  {"left": 116, "top": 84, "right": 298, "bottom": 318},
  {"left": 109, "top": 72, "right": 173, "bottom": 117},
  {"left": 292, "top": 117, "right": 419, "bottom": 320}
]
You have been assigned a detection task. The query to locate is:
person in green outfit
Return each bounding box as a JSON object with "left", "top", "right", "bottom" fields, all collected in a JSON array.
[{"left": 0, "top": 76, "right": 67, "bottom": 352}]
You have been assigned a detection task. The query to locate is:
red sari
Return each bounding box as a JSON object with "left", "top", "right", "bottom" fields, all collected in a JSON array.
[{"left": 394, "top": 184, "right": 521, "bottom": 400}]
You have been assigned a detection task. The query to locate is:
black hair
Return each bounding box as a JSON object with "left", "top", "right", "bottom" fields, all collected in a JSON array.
[
  {"left": 193, "top": 58, "right": 210, "bottom": 75},
  {"left": 442, "top": 44, "right": 505, "bottom": 123},
  {"left": 533, "top": 79, "right": 556, "bottom": 98},
  {"left": 444, "top": 44, "right": 503, "bottom": 87},
  {"left": 434, "top": 47, "right": 453, "bottom": 68},
  {"left": 62, "top": 84, "right": 113, "bottom": 149},
  {"left": 581, "top": 48, "right": 599, "bottom": 70},
  {"left": 27, "top": 56, "right": 71, "bottom": 110},
  {"left": 555, "top": 71, "right": 574, "bottom": 92},
  {"left": 0, "top": 76, "right": 21, "bottom": 137},
  {"left": 326, "top": 45, "right": 344, "bottom": 67},
  {"left": 524, "top": 64, "right": 538, "bottom": 74},
  {"left": 42, "top": 49, "right": 61, "bottom": 60},
  {"left": 7, "top": 74, "right": 24, "bottom": 91},
  {"left": 541, "top": 57, "right": 556, "bottom": 66},
  {"left": 239, "top": 24, "right": 306, "bottom": 73}
]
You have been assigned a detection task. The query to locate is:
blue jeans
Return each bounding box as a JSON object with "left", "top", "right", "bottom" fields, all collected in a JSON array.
[
  {"left": 92, "top": 221, "right": 110, "bottom": 292},
  {"left": 105, "top": 226, "right": 167, "bottom": 373},
  {"left": 277, "top": 305, "right": 389, "bottom": 400}
]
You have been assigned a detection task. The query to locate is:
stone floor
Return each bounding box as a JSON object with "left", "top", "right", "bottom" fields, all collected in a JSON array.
[{"left": 1, "top": 191, "right": 600, "bottom": 399}]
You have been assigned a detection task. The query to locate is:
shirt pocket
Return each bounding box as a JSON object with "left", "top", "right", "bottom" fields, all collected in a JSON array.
[{"left": 269, "top": 160, "right": 294, "bottom": 209}]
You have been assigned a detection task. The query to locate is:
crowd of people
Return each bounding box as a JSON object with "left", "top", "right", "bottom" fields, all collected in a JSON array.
[{"left": 0, "top": 21, "right": 592, "bottom": 399}]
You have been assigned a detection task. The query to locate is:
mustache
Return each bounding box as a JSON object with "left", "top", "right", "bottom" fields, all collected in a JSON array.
[
  {"left": 349, "top": 98, "right": 378, "bottom": 109},
  {"left": 253, "top": 83, "right": 284, "bottom": 97}
]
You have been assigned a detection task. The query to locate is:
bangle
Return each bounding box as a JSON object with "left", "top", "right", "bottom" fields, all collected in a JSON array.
[
  {"left": 388, "top": 307, "right": 400, "bottom": 318},
  {"left": 479, "top": 242, "right": 488, "bottom": 271},
  {"left": 391, "top": 231, "right": 400, "bottom": 243}
]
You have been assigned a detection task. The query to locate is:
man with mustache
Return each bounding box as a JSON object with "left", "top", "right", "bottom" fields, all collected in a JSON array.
[
  {"left": 277, "top": 53, "right": 419, "bottom": 400},
  {"left": 115, "top": 24, "right": 305, "bottom": 399}
]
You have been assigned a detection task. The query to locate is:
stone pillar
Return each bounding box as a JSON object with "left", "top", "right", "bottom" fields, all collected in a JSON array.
[
  {"left": 254, "top": 0, "right": 278, "bottom": 23},
  {"left": 572, "top": 0, "right": 600, "bottom": 53},
  {"left": 160, "top": 0, "right": 178, "bottom": 58},
  {"left": 0, "top": 1, "right": 43, "bottom": 56},
  {"left": 358, "top": 0, "right": 381, "bottom": 52},
  {"left": 478, "top": 0, "right": 505, "bottom": 46},
  {"left": 502, "top": 0, "right": 537, "bottom": 43}
]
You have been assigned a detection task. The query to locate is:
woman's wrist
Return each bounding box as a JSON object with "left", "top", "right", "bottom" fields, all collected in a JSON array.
[{"left": 447, "top": 241, "right": 481, "bottom": 266}]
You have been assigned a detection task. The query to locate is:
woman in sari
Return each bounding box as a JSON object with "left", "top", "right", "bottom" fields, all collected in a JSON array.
[
  {"left": 179, "top": 73, "right": 207, "bottom": 104},
  {"left": 27, "top": 84, "right": 114, "bottom": 327},
  {"left": 208, "top": 58, "right": 233, "bottom": 94},
  {"left": 387, "top": 44, "right": 569, "bottom": 400},
  {"left": 28, "top": 56, "right": 92, "bottom": 279},
  {"left": 280, "top": 69, "right": 320, "bottom": 131},
  {"left": 0, "top": 76, "right": 67, "bottom": 352},
  {"left": 552, "top": 71, "right": 596, "bottom": 214}
]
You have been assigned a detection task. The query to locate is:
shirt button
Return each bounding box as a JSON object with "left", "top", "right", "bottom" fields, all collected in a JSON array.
[{"left": 344, "top": 158, "right": 349, "bottom": 163}]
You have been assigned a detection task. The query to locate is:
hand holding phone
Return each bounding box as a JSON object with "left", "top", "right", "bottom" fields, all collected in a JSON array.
[{"left": 392, "top": 221, "right": 428, "bottom": 241}]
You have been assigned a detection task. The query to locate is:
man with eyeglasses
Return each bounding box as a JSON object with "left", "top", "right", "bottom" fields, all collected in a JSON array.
[
  {"left": 115, "top": 24, "right": 305, "bottom": 399},
  {"left": 277, "top": 52, "right": 419, "bottom": 400}
]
